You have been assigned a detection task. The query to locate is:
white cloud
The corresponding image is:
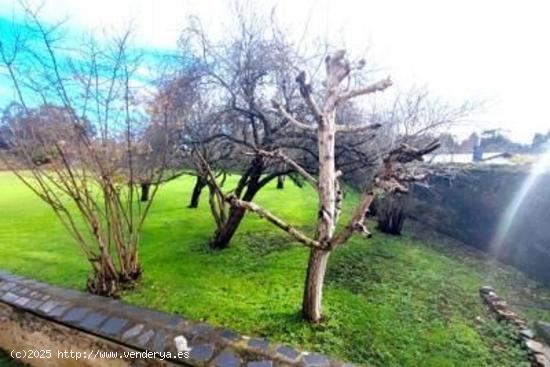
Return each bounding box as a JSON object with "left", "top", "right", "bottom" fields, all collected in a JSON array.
[{"left": 1, "top": 0, "right": 549, "bottom": 142}]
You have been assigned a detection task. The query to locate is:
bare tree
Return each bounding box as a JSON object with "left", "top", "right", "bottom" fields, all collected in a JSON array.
[
  {"left": 222, "top": 50, "right": 469, "bottom": 322},
  {"left": 175, "top": 13, "right": 312, "bottom": 249},
  {"left": 155, "top": 66, "right": 235, "bottom": 210},
  {"left": 173, "top": 10, "right": 452, "bottom": 252},
  {"left": 0, "top": 6, "right": 174, "bottom": 295}
]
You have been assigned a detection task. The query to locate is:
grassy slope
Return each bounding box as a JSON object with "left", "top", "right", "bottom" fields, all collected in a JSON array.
[
  {"left": 0, "top": 351, "right": 24, "bottom": 366},
  {"left": 0, "top": 171, "right": 548, "bottom": 366}
]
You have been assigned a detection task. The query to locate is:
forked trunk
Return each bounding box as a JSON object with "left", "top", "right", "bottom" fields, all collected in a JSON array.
[
  {"left": 140, "top": 183, "right": 151, "bottom": 202},
  {"left": 189, "top": 176, "right": 207, "bottom": 208},
  {"left": 302, "top": 248, "right": 331, "bottom": 322},
  {"left": 209, "top": 206, "right": 246, "bottom": 249}
]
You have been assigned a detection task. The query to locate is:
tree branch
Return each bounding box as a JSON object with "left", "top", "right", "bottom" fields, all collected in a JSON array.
[
  {"left": 246, "top": 148, "right": 318, "bottom": 190},
  {"left": 295, "top": 71, "right": 323, "bottom": 122},
  {"left": 386, "top": 139, "right": 441, "bottom": 164},
  {"left": 271, "top": 100, "right": 317, "bottom": 131},
  {"left": 339, "top": 76, "right": 392, "bottom": 102},
  {"left": 332, "top": 138, "right": 440, "bottom": 246},
  {"left": 226, "top": 194, "right": 321, "bottom": 249},
  {"left": 336, "top": 122, "right": 382, "bottom": 134},
  {"left": 331, "top": 191, "right": 375, "bottom": 247}
]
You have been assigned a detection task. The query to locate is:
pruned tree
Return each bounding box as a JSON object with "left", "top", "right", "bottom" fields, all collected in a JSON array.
[
  {"left": 175, "top": 13, "right": 312, "bottom": 249},
  {"left": 376, "top": 193, "right": 407, "bottom": 235},
  {"left": 0, "top": 5, "right": 175, "bottom": 295},
  {"left": 220, "top": 50, "right": 466, "bottom": 322}
]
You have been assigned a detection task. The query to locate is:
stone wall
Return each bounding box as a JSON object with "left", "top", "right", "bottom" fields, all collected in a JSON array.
[
  {"left": 407, "top": 165, "right": 550, "bottom": 284},
  {"left": 0, "top": 302, "right": 155, "bottom": 367},
  {"left": 0, "top": 271, "right": 351, "bottom": 367}
]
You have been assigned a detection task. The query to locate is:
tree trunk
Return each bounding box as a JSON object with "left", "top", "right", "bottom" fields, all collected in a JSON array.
[
  {"left": 302, "top": 248, "right": 331, "bottom": 323},
  {"left": 301, "top": 110, "right": 337, "bottom": 322},
  {"left": 209, "top": 156, "right": 264, "bottom": 249},
  {"left": 315, "top": 115, "right": 337, "bottom": 243},
  {"left": 140, "top": 183, "right": 151, "bottom": 202},
  {"left": 86, "top": 246, "right": 141, "bottom": 297},
  {"left": 188, "top": 176, "right": 207, "bottom": 208},
  {"left": 377, "top": 194, "right": 406, "bottom": 235},
  {"left": 276, "top": 175, "right": 285, "bottom": 189},
  {"left": 209, "top": 206, "right": 247, "bottom": 249}
]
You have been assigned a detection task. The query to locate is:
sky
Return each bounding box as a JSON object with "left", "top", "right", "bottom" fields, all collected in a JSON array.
[{"left": 0, "top": 0, "right": 549, "bottom": 143}]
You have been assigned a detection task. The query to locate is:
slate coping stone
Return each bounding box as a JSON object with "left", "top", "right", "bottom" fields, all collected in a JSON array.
[
  {"left": 31, "top": 283, "right": 49, "bottom": 289},
  {"left": 18, "top": 288, "right": 31, "bottom": 296},
  {"left": 100, "top": 317, "right": 128, "bottom": 337},
  {"left": 276, "top": 345, "right": 301, "bottom": 361},
  {"left": 1, "top": 292, "right": 19, "bottom": 303},
  {"left": 79, "top": 312, "right": 109, "bottom": 332},
  {"left": 189, "top": 343, "right": 215, "bottom": 364},
  {"left": 122, "top": 324, "right": 145, "bottom": 341},
  {"left": 58, "top": 289, "right": 83, "bottom": 299},
  {"left": 247, "top": 361, "right": 273, "bottom": 367},
  {"left": 49, "top": 305, "right": 69, "bottom": 318},
  {"left": 62, "top": 307, "right": 90, "bottom": 323},
  {"left": 24, "top": 299, "right": 44, "bottom": 311},
  {"left": 248, "top": 338, "right": 270, "bottom": 352},
  {"left": 152, "top": 329, "right": 168, "bottom": 351},
  {"left": 9, "top": 286, "right": 23, "bottom": 293},
  {"left": 145, "top": 310, "right": 185, "bottom": 327},
  {"left": 135, "top": 329, "right": 155, "bottom": 347},
  {"left": 213, "top": 349, "right": 241, "bottom": 367},
  {"left": 38, "top": 300, "right": 59, "bottom": 314},
  {"left": 13, "top": 296, "right": 30, "bottom": 307},
  {"left": 191, "top": 323, "right": 215, "bottom": 342},
  {"left": 0, "top": 283, "right": 15, "bottom": 291},
  {"left": 302, "top": 353, "right": 330, "bottom": 367},
  {"left": 220, "top": 329, "right": 240, "bottom": 342},
  {"left": 166, "top": 316, "right": 184, "bottom": 327},
  {"left": 193, "top": 323, "right": 214, "bottom": 333}
]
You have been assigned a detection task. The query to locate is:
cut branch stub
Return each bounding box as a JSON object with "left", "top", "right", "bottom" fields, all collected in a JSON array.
[{"left": 325, "top": 50, "right": 351, "bottom": 90}]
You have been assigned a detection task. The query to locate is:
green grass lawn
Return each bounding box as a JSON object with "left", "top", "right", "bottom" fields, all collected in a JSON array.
[
  {"left": 0, "top": 171, "right": 549, "bottom": 366},
  {"left": 0, "top": 351, "right": 24, "bottom": 366}
]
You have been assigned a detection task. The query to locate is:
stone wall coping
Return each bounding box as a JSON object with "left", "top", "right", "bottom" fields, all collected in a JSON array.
[{"left": 0, "top": 271, "right": 355, "bottom": 367}]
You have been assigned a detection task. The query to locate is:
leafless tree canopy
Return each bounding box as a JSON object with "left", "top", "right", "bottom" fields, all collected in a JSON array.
[
  {"left": 0, "top": 3, "right": 473, "bottom": 315},
  {"left": 220, "top": 47, "right": 470, "bottom": 322},
  {"left": 169, "top": 10, "right": 460, "bottom": 250},
  {"left": 0, "top": 4, "right": 175, "bottom": 295}
]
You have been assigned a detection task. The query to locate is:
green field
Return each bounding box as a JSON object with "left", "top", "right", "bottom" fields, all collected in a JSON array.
[{"left": 0, "top": 171, "right": 548, "bottom": 366}]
